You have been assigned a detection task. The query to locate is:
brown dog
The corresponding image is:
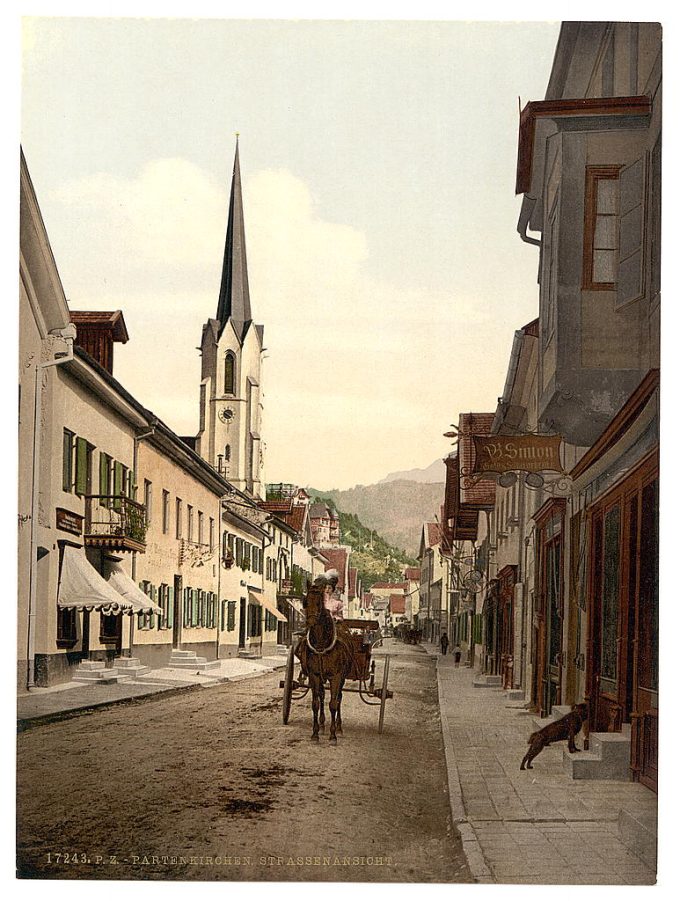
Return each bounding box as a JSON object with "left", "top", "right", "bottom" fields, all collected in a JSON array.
[{"left": 520, "top": 703, "right": 589, "bottom": 770}]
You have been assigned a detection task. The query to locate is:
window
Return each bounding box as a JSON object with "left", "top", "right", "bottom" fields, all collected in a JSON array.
[
  {"left": 583, "top": 166, "right": 620, "bottom": 290},
  {"left": 57, "top": 607, "right": 76, "bottom": 643},
  {"left": 176, "top": 498, "right": 183, "bottom": 539},
  {"left": 224, "top": 352, "right": 235, "bottom": 394},
  {"left": 209, "top": 517, "right": 215, "bottom": 551},
  {"left": 162, "top": 490, "right": 169, "bottom": 534},
  {"left": 198, "top": 511, "right": 204, "bottom": 545},
  {"left": 227, "top": 600, "right": 236, "bottom": 631},
  {"left": 137, "top": 582, "right": 155, "bottom": 630},
  {"left": 144, "top": 479, "right": 152, "bottom": 526},
  {"left": 187, "top": 505, "right": 194, "bottom": 542},
  {"left": 62, "top": 430, "right": 75, "bottom": 492}
]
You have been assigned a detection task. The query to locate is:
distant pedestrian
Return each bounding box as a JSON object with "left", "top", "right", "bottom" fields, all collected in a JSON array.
[
  {"left": 453, "top": 644, "right": 462, "bottom": 666},
  {"left": 440, "top": 632, "right": 449, "bottom": 655}
]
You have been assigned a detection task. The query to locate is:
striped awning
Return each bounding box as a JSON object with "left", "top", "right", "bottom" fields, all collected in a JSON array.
[
  {"left": 58, "top": 546, "right": 132, "bottom": 613},
  {"left": 248, "top": 590, "right": 287, "bottom": 622},
  {"left": 106, "top": 562, "right": 162, "bottom": 615}
]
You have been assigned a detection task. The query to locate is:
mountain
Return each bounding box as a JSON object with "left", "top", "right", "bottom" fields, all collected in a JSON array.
[
  {"left": 378, "top": 458, "right": 446, "bottom": 484},
  {"left": 308, "top": 479, "right": 445, "bottom": 557},
  {"left": 311, "top": 499, "right": 417, "bottom": 587}
]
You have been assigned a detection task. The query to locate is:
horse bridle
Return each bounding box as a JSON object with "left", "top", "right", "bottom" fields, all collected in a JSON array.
[{"left": 305, "top": 619, "right": 337, "bottom": 655}]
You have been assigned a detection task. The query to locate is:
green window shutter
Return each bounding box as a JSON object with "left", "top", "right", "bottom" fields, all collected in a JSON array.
[
  {"left": 99, "top": 453, "right": 109, "bottom": 505},
  {"left": 191, "top": 589, "right": 198, "bottom": 627},
  {"left": 167, "top": 586, "right": 174, "bottom": 629},
  {"left": 113, "top": 461, "right": 123, "bottom": 511},
  {"left": 62, "top": 431, "right": 73, "bottom": 492},
  {"left": 617, "top": 158, "right": 646, "bottom": 306},
  {"left": 184, "top": 588, "right": 190, "bottom": 627},
  {"left": 154, "top": 586, "right": 161, "bottom": 629},
  {"left": 227, "top": 600, "right": 235, "bottom": 632}
]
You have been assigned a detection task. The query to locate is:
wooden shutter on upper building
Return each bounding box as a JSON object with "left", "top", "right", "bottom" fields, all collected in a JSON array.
[
  {"left": 617, "top": 158, "right": 646, "bottom": 306},
  {"left": 75, "top": 437, "right": 88, "bottom": 496}
]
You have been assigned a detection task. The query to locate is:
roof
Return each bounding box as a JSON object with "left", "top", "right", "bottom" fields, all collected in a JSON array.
[
  {"left": 348, "top": 567, "right": 358, "bottom": 599},
  {"left": 259, "top": 500, "right": 293, "bottom": 514},
  {"left": 371, "top": 581, "right": 408, "bottom": 591},
  {"left": 425, "top": 522, "right": 441, "bottom": 549},
  {"left": 403, "top": 566, "right": 420, "bottom": 581},
  {"left": 516, "top": 95, "right": 651, "bottom": 195},
  {"left": 322, "top": 547, "right": 349, "bottom": 590},
  {"left": 309, "top": 503, "right": 331, "bottom": 519},
  {"left": 70, "top": 310, "right": 129, "bottom": 343},
  {"left": 389, "top": 594, "right": 406, "bottom": 614},
  {"left": 216, "top": 138, "right": 252, "bottom": 335}
]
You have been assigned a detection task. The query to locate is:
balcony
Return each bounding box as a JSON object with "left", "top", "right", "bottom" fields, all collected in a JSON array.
[{"left": 84, "top": 495, "right": 147, "bottom": 553}]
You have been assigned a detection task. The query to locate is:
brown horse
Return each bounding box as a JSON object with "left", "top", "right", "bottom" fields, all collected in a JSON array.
[{"left": 297, "top": 581, "right": 353, "bottom": 743}]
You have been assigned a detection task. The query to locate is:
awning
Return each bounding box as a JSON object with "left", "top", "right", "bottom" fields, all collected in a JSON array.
[
  {"left": 279, "top": 596, "right": 304, "bottom": 615},
  {"left": 107, "top": 562, "right": 163, "bottom": 615},
  {"left": 58, "top": 545, "right": 132, "bottom": 613},
  {"left": 248, "top": 590, "right": 287, "bottom": 622}
]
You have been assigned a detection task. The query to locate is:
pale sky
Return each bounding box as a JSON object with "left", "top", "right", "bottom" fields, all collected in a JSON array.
[{"left": 21, "top": 17, "right": 561, "bottom": 490}]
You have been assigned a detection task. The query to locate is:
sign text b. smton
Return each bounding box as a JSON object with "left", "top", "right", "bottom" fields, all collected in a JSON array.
[{"left": 472, "top": 434, "right": 564, "bottom": 474}]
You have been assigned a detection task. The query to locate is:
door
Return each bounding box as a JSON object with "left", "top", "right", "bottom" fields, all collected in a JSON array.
[
  {"left": 173, "top": 575, "right": 182, "bottom": 648},
  {"left": 533, "top": 500, "right": 565, "bottom": 716},
  {"left": 587, "top": 452, "right": 658, "bottom": 791},
  {"left": 238, "top": 597, "right": 247, "bottom": 649},
  {"left": 633, "top": 474, "right": 659, "bottom": 791}
]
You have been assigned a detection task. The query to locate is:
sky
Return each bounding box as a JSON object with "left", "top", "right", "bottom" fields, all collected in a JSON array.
[{"left": 20, "top": 17, "right": 561, "bottom": 490}]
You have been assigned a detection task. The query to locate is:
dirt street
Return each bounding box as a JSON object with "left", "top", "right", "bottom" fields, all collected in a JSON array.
[{"left": 17, "top": 641, "right": 471, "bottom": 883}]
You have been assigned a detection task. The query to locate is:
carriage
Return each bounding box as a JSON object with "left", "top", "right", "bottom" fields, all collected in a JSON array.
[{"left": 280, "top": 619, "right": 393, "bottom": 734}]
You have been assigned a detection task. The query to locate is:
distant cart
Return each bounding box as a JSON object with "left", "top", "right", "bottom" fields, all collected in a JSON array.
[{"left": 280, "top": 619, "right": 393, "bottom": 733}]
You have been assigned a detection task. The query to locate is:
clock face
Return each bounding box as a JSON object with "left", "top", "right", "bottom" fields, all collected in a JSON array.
[{"left": 219, "top": 407, "right": 234, "bottom": 423}]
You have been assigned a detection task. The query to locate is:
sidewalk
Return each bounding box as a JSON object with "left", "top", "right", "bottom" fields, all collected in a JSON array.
[
  {"left": 426, "top": 644, "right": 657, "bottom": 885},
  {"left": 17, "top": 655, "right": 286, "bottom": 727}
]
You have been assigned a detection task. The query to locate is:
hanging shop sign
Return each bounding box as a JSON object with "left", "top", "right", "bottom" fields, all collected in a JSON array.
[{"left": 472, "top": 434, "right": 564, "bottom": 474}]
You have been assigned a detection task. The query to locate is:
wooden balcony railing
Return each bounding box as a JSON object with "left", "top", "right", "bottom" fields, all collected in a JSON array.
[{"left": 84, "top": 495, "right": 147, "bottom": 553}]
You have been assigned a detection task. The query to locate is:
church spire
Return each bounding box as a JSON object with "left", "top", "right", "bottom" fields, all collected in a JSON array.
[{"left": 216, "top": 135, "right": 252, "bottom": 336}]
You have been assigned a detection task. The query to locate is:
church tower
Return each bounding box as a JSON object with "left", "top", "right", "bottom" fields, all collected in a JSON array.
[{"left": 196, "top": 138, "right": 265, "bottom": 498}]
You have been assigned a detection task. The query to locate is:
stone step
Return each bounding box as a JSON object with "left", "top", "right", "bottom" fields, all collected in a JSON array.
[
  {"left": 505, "top": 689, "right": 525, "bottom": 701},
  {"left": 532, "top": 705, "right": 573, "bottom": 730},
  {"left": 472, "top": 674, "right": 502, "bottom": 689},
  {"left": 77, "top": 660, "right": 109, "bottom": 672},
  {"left": 167, "top": 653, "right": 221, "bottom": 671},
  {"left": 563, "top": 729, "right": 632, "bottom": 781},
  {"left": 72, "top": 669, "right": 132, "bottom": 685},
  {"left": 114, "top": 657, "right": 150, "bottom": 675},
  {"left": 275, "top": 645, "right": 289, "bottom": 656},
  {"left": 238, "top": 650, "right": 261, "bottom": 660},
  {"left": 169, "top": 649, "right": 197, "bottom": 658},
  {"left": 618, "top": 808, "right": 657, "bottom": 871}
]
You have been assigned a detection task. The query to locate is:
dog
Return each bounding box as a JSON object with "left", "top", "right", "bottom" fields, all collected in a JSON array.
[{"left": 520, "top": 703, "right": 589, "bottom": 770}]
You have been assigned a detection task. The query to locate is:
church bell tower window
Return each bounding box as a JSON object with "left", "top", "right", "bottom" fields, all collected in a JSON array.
[{"left": 224, "top": 352, "right": 235, "bottom": 395}]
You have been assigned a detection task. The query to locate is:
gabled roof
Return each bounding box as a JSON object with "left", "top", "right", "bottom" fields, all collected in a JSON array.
[
  {"left": 348, "top": 567, "right": 358, "bottom": 599},
  {"left": 309, "top": 503, "right": 331, "bottom": 519},
  {"left": 389, "top": 594, "right": 406, "bottom": 614},
  {"left": 70, "top": 310, "right": 129, "bottom": 343},
  {"left": 322, "top": 547, "right": 349, "bottom": 591},
  {"left": 403, "top": 566, "right": 421, "bottom": 581}
]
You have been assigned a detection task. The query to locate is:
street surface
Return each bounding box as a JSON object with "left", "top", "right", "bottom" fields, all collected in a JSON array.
[{"left": 17, "top": 640, "right": 471, "bottom": 883}]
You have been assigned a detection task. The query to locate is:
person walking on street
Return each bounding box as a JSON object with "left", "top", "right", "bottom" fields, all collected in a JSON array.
[
  {"left": 453, "top": 644, "right": 462, "bottom": 666},
  {"left": 440, "top": 632, "right": 449, "bottom": 655}
]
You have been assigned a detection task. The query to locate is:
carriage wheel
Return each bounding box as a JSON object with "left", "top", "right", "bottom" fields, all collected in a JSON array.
[
  {"left": 378, "top": 655, "right": 390, "bottom": 734},
  {"left": 282, "top": 642, "right": 296, "bottom": 724}
]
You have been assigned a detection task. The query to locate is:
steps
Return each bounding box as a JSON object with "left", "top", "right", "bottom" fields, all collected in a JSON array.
[
  {"left": 168, "top": 649, "right": 221, "bottom": 671},
  {"left": 237, "top": 649, "right": 261, "bottom": 660},
  {"left": 72, "top": 660, "right": 130, "bottom": 684},
  {"left": 472, "top": 674, "right": 502, "bottom": 689},
  {"left": 532, "top": 704, "right": 572, "bottom": 731},
  {"left": 563, "top": 724, "right": 632, "bottom": 781},
  {"left": 113, "top": 656, "right": 150, "bottom": 677}
]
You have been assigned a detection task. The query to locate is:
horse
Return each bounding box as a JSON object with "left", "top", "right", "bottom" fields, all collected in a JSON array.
[{"left": 296, "top": 580, "right": 353, "bottom": 743}]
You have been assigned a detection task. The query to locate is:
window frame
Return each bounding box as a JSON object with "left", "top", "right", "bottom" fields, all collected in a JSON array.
[{"left": 582, "top": 165, "right": 622, "bottom": 291}]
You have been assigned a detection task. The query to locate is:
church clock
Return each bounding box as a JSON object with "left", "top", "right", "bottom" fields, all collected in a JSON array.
[{"left": 218, "top": 407, "right": 235, "bottom": 423}]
